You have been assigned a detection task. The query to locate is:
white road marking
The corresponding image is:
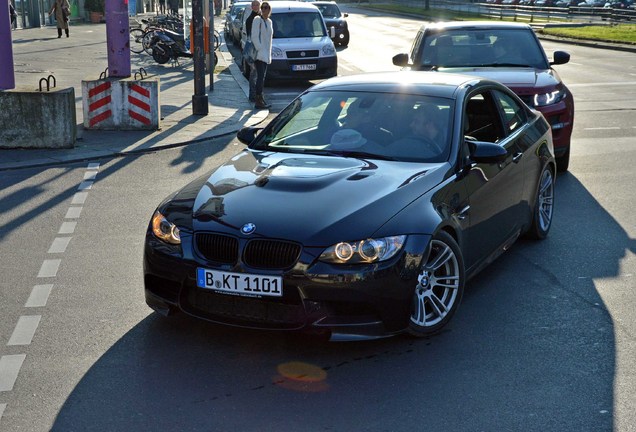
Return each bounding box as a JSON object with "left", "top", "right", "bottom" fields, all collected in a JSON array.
[
  {"left": 78, "top": 181, "right": 93, "bottom": 191},
  {"left": 58, "top": 221, "right": 76, "bottom": 234},
  {"left": 87, "top": 162, "right": 100, "bottom": 170},
  {"left": 339, "top": 63, "right": 354, "bottom": 72},
  {"left": 48, "top": 237, "right": 71, "bottom": 254},
  {"left": 7, "top": 316, "right": 42, "bottom": 346},
  {"left": 25, "top": 285, "right": 54, "bottom": 308},
  {"left": 37, "top": 259, "right": 61, "bottom": 278},
  {"left": 71, "top": 192, "right": 88, "bottom": 205},
  {"left": 83, "top": 171, "right": 97, "bottom": 180},
  {"left": 65, "top": 207, "right": 82, "bottom": 219},
  {"left": 0, "top": 355, "right": 26, "bottom": 391}
]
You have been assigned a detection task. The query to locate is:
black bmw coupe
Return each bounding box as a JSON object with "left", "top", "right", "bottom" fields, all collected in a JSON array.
[{"left": 144, "top": 72, "right": 556, "bottom": 341}]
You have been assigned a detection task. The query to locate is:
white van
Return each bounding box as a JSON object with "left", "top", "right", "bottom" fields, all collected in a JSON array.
[{"left": 242, "top": 1, "right": 338, "bottom": 82}]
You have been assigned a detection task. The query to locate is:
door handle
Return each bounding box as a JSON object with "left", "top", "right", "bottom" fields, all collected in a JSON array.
[{"left": 512, "top": 152, "right": 523, "bottom": 163}]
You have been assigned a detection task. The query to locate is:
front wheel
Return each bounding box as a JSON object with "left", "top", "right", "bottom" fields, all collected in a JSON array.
[
  {"left": 556, "top": 147, "right": 570, "bottom": 172},
  {"left": 526, "top": 165, "right": 555, "bottom": 240},
  {"left": 408, "top": 231, "right": 465, "bottom": 337},
  {"left": 338, "top": 31, "right": 349, "bottom": 47},
  {"left": 129, "top": 28, "right": 145, "bottom": 53}
]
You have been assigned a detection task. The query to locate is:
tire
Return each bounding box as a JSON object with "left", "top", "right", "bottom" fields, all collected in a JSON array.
[
  {"left": 152, "top": 46, "right": 171, "bottom": 64},
  {"left": 338, "top": 31, "right": 349, "bottom": 47},
  {"left": 408, "top": 231, "right": 465, "bottom": 337},
  {"left": 129, "top": 28, "right": 145, "bottom": 53},
  {"left": 142, "top": 29, "right": 158, "bottom": 55},
  {"left": 556, "top": 147, "right": 570, "bottom": 172},
  {"left": 526, "top": 165, "right": 555, "bottom": 240}
]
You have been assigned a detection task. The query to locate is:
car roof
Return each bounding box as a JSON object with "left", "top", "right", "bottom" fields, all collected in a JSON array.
[
  {"left": 310, "top": 71, "right": 487, "bottom": 99},
  {"left": 418, "top": 20, "right": 534, "bottom": 32},
  {"left": 269, "top": 0, "right": 322, "bottom": 12}
]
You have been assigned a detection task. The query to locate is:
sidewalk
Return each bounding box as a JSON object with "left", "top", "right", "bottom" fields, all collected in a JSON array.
[{"left": 0, "top": 19, "right": 268, "bottom": 171}]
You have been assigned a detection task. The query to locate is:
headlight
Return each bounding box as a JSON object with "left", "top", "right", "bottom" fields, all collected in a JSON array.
[
  {"left": 321, "top": 43, "right": 336, "bottom": 56},
  {"left": 319, "top": 235, "right": 406, "bottom": 264},
  {"left": 271, "top": 46, "right": 284, "bottom": 59},
  {"left": 533, "top": 86, "right": 567, "bottom": 107},
  {"left": 151, "top": 211, "right": 181, "bottom": 245}
]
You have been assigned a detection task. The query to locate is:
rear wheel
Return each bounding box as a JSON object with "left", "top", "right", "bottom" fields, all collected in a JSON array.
[
  {"left": 408, "top": 231, "right": 465, "bottom": 337},
  {"left": 152, "top": 46, "right": 171, "bottom": 64}
]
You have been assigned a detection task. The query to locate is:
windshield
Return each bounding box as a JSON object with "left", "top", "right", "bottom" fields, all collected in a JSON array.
[
  {"left": 251, "top": 90, "right": 453, "bottom": 163},
  {"left": 416, "top": 28, "right": 549, "bottom": 69},
  {"left": 271, "top": 12, "right": 327, "bottom": 38},
  {"left": 315, "top": 4, "right": 341, "bottom": 18}
]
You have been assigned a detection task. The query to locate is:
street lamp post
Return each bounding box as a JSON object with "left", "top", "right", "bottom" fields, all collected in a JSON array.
[{"left": 192, "top": 0, "right": 209, "bottom": 115}]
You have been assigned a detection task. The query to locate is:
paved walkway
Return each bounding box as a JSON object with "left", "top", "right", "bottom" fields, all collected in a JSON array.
[{"left": 0, "top": 18, "right": 268, "bottom": 171}]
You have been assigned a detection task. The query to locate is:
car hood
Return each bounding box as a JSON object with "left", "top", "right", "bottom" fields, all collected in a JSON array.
[
  {"left": 163, "top": 150, "right": 447, "bottom": 245},
  {"left": 441, "top": 67, "right": 561, "bottom": 91},
  {"left": 273, "top": 36, "right": 334, "bottom": 52}
]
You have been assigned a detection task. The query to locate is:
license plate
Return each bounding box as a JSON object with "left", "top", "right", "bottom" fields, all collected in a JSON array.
[
  {"left": 292, "top": 64, "right": 317, "bottom": 71},
  {"left": 196, "top": 268, "right": 283, "bottom": 297}
]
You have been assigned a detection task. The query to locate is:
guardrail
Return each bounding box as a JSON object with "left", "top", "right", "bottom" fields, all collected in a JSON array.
[
  {"left": 479, "top": 3, "right": 636, "bottom": 24},
  {"left": 343, "top": 0, "right": 636, "bottom": 24}
]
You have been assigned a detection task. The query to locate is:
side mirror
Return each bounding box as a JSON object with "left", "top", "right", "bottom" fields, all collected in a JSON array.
[
  {"left": 551, "top": 50, "right": 570, "bottom": 65},
  {"left": 343, "top": 13, "right": 348, "bottom": 17},
  {"left": 467, "top": 140, "right": 508, "bottom": 164},
  {"left": 392, "top": 53, "right": 409, "bottom": 67},
  {"left": 237, "top": 126, "right": 261, "bottom": 145}
]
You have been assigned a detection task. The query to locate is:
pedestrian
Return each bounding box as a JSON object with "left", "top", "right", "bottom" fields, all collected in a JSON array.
[
  {"left": 168, "top": 0, "right": 178, "bottom": 16},
  {"left": 158, "top": 0, "right": 166, "bottom": 14},
  {"left": 48, "top": 0, "right": 71, "bottom": 38},
  {"left": 242, "top": 0, "right": 261, "bottom": 102},
  {"left": 250, "top": 1, "right": 273, "bottom": 109},
  {"left": 9, "top": 2, "right": 18, "bottom": 28}
]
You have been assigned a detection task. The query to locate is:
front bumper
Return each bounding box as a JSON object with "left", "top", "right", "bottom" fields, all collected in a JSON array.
[{"left": 143, "top": 232, "right": 430, "bottom": 340}]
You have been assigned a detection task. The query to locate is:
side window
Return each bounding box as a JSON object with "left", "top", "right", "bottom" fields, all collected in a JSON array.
[
  {"left": 493, "top": 90, "right": 527, "bottom": 135},
  {"left": 464, "top": 92, "right": 505, "bottom": 143}
]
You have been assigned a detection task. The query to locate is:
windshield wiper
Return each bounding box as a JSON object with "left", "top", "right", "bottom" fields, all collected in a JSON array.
[
  {"left": 477, "top": 62, "right": 533, "bottom": 68},
  {"left": 304, "top": 149, "right": 398, "bottom": 161}
]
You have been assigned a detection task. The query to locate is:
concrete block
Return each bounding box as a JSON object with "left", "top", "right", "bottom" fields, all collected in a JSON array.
[
  {"left": 0, "top": 87, "right": 77, "bottom": 149},
  {"left": 82, "top": 76, "right": 160, "bottom": 130}
]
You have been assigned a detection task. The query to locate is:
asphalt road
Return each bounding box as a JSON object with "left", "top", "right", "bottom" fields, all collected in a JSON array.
[{"left": 1, "top": 8, "right": 635, "bottom": 432}]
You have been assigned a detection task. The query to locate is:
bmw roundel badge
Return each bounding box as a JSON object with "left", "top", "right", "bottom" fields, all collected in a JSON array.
[{"left": 241, "top": 223, "right": 256, "bottom": 235}]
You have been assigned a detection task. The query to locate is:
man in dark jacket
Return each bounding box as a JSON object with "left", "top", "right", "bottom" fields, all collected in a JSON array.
[{"left": 10, "top": 2, "right": 18, "bottom": 28}]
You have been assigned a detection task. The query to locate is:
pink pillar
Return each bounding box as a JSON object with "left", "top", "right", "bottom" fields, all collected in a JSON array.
[
  {"left": 0, "top": 0, "right": 16, "bottom": 89},
  {"left": 106, "top": 0, "right": 131, "bottom": 77}
]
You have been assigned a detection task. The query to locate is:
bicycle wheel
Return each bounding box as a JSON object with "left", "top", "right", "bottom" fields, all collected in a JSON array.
[
  {"left": 213, "top": 29, "right": 221, "bottom": 50},
  {"left": 142, "top": 28, "right": 159, "bottom": 55},
  {"left": 130, "top": 28, "right": 145, "bottom": 54}
]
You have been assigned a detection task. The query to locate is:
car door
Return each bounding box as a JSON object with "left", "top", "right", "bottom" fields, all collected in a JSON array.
[{"left": 460, "top": 89, "right": 525, "bottom": 272}]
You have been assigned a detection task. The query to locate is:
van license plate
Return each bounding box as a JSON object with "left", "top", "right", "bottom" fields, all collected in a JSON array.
[{"left": 292, "top": 64, "right": 317, "bottom": 71}]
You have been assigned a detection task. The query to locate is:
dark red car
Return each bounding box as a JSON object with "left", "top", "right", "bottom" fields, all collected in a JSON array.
[{"left": 393, "top": 21, "right": 574, "bottom": 171}]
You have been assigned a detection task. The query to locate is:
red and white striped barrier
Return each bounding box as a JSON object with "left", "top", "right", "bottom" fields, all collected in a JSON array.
[
  {"left": 82, "top": 78, "right": 160, "bottom": 130},
  {"left": 86, "top": 81, "right": 113, "bottom": 128}
]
